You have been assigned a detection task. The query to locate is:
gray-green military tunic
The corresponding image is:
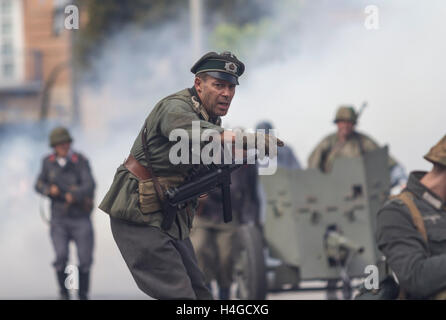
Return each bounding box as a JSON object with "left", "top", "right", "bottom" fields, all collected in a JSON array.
[
  {"left": 99, "top": 88, "right": 224, "bottom": 239},
  {"left": 376, "top": 172, "right": 446, "bottom": 299},
  {"left": 308, "top": 131, "right": 397, "bottom": 173},
  {"left": 99, "top": 88, "right": 223, "bottom": 299}
]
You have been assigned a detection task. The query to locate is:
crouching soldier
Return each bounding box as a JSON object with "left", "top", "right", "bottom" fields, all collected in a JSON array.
[{"left": 376, "top": 135, "right": 446, "bottom": 299}]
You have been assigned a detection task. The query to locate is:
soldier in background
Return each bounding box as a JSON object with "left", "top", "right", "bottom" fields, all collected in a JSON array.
[
  {"left": 376, "top": 135, "right": 446, "bottom": 299},
  {"left": 35, "top": 127, "right": 95, "bottom": 300},
  {"left": 256, "top": 121, "right": 301, "bottom": 170},
  {"left": 308, "top": 105, "right": 406, "bottom": 299},
  {"left": 190, "top": 162, "right": 260, "bottom": 300},
  {"left": 308, "top": 105, "right": 407, "bottom": 188}
]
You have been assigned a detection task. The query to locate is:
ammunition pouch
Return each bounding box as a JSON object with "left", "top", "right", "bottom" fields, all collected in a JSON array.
[{"left": 138, "top": 176, "right": 184, "bottom": 215}]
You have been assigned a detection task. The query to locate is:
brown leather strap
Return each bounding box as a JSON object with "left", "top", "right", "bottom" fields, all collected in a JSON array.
[
  {"left": 124, "top": 154, "right": 152, "bottom": 180},
  {"left": 141, "top": 122, "right": 165, "bottom": 202},
  {"left": 393, "top": 190, "right": 428, "bottom": 300},
  {"left": 397, "top": 191, "right": 428, "bottom": 243}
]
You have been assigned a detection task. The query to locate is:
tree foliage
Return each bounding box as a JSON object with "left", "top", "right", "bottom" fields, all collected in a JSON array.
[{"left": 74, "top": 0, "right": 276, "bottom": 68}]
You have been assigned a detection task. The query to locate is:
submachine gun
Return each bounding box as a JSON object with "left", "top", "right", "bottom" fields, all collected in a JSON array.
[{"left": 161, "top": 158, "right": 252, "bottom": 230}]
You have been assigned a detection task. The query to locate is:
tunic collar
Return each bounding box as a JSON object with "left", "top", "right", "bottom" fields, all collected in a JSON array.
[
  {"left": 188, "top": 87, "right": 221, "bottom": 126},
  {"left": 406, "top": 171, "right": 445, "bottom": 211}
]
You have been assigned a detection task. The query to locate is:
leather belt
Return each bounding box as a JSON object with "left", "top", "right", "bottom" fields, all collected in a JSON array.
[{"left": 124, "top": 154, "right": 152, "bottom": 180}]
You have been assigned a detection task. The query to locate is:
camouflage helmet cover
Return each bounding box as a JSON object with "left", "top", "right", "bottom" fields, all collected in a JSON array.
[
  {"left": 424, "top": 135, "right": 446, "bottom": 167},
  {"left": 334, "top": 105, "right": 357, "bottom": 124},
  {"left": 49, "top": 127, "right": 73, "bottom": 147}
]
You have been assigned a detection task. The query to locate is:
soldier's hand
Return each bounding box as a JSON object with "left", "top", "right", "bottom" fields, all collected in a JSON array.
[
  {"left": 257, "top": 133, "right": 284, "bottom": 158},
  {"left": 65, "top": 192, "right": 74, "bottom": 204},
  {"left": 233, "top": 131, "right": 285, "bottom": 157},
  {"left": 49, "top": 184, "right": 60, "bottom": 196}
]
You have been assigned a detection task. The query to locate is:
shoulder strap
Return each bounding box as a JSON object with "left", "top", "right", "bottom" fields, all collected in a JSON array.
[
  {"left": 355, "top": 132, "right": 365, "bottom": 156},
  {"left": 393, "top": 190, "right": 440, "bottom": 299},
  {"left": 395, "top": 191, "right": 428, "bottom": 243},
  {"left": 141, "top": 121, "right": 165, "bottom": 202}
]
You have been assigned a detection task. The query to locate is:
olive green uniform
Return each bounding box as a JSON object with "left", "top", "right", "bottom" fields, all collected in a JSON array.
[
  {"left": 99, "top": 88, "right": 223, "bottom": 299},
  {"left": 190, "top": 164, "right": 259, "bottom": 298},
  {"left": 307, "top": 131, "right": 397, "bottom": 173},
  {"left": 376, "top": 172, "right": 446, "bottom": 299}
]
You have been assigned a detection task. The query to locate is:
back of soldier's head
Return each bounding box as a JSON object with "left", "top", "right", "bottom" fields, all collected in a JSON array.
[{"left": 424, "top": 135, "right": 446, "bottom": 171}]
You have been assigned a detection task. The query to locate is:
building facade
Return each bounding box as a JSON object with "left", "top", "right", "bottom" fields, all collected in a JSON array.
[{"left": 0, "top": 0, "right": 77, "bottom": 125}]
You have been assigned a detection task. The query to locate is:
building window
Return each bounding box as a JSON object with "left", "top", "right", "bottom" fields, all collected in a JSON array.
[
  {"left": 3, "top": 62, "right": 13, "bottom": 78},
  {"left": 1, "top": 0, "right": 11, "bottom": 14},
  {"left": 2, "top": 40, "right": 12, "bottom": 55},
  {"left": 2, "top": 19, "right": 11, "bottom": 35}
]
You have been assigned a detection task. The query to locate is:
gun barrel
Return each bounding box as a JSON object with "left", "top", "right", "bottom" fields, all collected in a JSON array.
[{"left": 326, "top": 231, "right": 364, "bottom": 255}]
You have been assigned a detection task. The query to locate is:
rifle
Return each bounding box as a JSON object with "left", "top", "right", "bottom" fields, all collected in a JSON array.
[
  {"left": 48, "top": 166, "right": 72, "bottom": 203},
  {"left": 161, "top": 162, "right": 245, "bottom": 230},
  {"left": 48, "top": 167, "right": 93, "bottom": 213},
  {"left": 356, "top": 101, "right": 368, "bottom": 121}
]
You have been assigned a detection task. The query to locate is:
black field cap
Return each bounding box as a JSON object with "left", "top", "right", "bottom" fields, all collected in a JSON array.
[{"left": 191, "top": 51, "right": 245, "bottom": 85}]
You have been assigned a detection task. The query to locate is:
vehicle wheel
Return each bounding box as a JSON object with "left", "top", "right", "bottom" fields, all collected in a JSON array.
[{"left": 233, "top": 224, "right": 267, "bottom": 300}]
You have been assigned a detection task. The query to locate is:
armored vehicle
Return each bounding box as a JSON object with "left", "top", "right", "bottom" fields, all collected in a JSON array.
[{"left": 233, "top": 147, "right": 391, "bottom": 299}]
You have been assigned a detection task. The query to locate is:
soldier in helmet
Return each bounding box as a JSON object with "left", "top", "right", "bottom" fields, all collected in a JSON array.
[
  {"left": 308, "top": 105, "right": 407, "bottom": 187},
  {"left": 35, "top": 127, "right": 95, "bottom": 300},
  {"left": 99, "top": 51, "right": 283, "bottom": 300},
  {"left": 256, "top": 121, "right": 301, "bottom": 170},
  {"left": 308, "top": 105, "right": 406, "bottom": 299},
  {"left": 376, "top": 135, "right": 446, "bottom": 299}
]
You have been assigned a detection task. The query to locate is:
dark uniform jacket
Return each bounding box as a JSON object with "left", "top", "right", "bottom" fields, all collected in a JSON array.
[
  {"left": 376, "top": 171, "right": 446, "bottom": 299},
  {"left": 199, "top": 164, "right": 260, "bottom": 225},
  {"left": 35, "top": 151, "right": 95, "bottom": 220}
]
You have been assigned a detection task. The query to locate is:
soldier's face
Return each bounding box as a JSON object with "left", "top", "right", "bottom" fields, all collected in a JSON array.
[
  {"left": 336, "top": 121, "right": 355, "bottom": 139},
  {"left": 54, "top": 142, "right": 71, "bottom": 158},
  {"left": 195, "top": 76, "right": 236, "bottom": 117}
]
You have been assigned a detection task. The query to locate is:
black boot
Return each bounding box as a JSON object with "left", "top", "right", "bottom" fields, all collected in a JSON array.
[
  {"left": 219, "top": 287, "right": 230, "bottom": 300},
  {"left": 56, "top": 270, "right": 69, "bottom": 300},
  {"left": 78, "top": 271, "right": 90, "bottom": 300},
  {"left": 326, "top": 279, "right": 338, "bottom": 300}
]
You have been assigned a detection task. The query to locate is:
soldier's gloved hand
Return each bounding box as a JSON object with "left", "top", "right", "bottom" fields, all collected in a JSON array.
[
  {"left": 234, "top": 131, "right": 284, "bottom": 157},
  {"left": 259, "top": 133, "right": 284, "bottom": 158}
]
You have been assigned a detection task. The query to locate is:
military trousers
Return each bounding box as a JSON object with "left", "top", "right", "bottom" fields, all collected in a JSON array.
[
  {"left": 190, "top": 217, "right": 240, "bottom": 289},
  {"left": 110, "top": 217, "right": 213, "bottom": 300},
  {"left": 50, "top": 216, "right": 94, "bottom": 273}
]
